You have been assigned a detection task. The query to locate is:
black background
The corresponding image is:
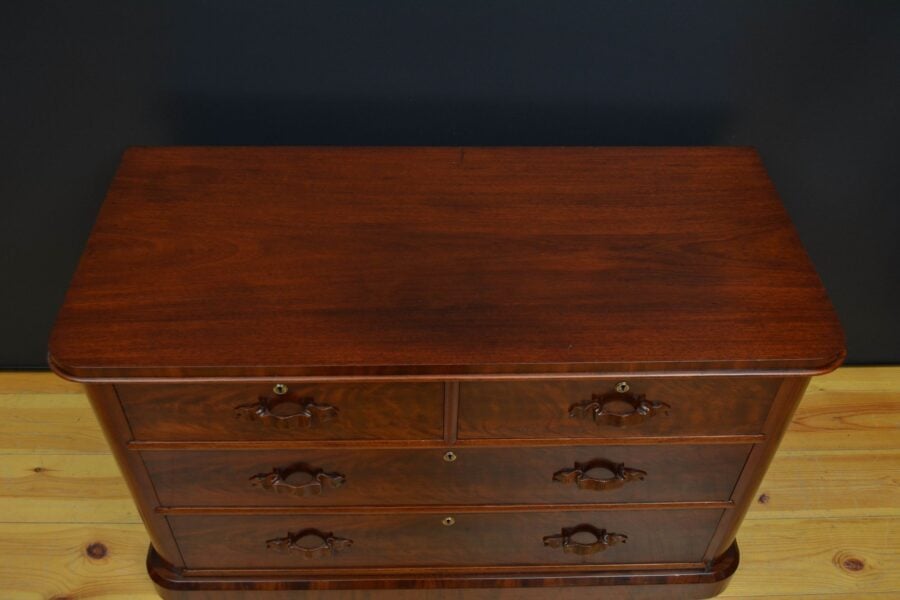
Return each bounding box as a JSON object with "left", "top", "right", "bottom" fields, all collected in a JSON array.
[{"left": 2, "top": 1, "right": 898, "bottom": 367}]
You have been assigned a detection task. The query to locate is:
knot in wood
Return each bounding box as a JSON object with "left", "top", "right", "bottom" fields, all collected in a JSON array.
[
  {"left": 86, "top": 542, "right": 108, "bottom": 559},
  {"left": 841, "top": 557, "right": 865, "bottom": 572}
]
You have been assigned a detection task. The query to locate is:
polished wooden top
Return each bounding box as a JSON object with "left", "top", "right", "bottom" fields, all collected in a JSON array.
[{"left": 49, "top": 147, "right": 844, "bottom": 380}]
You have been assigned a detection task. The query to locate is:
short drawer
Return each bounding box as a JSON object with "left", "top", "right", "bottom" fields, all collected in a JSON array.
[
  {"left": 169, "top": 509, "right": 724, "bottom": 569},
  {"left": 145, "top": 444, "right": 750, "bottom": 507},
  {"left": 458, "top": 377, "right": 780, "bottom": 439},
  {"left": 116, "top": 382, "right": 444, "bottom": 441}
]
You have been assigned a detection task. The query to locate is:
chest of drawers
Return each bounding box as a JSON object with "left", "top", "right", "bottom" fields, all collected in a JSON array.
[{"left": 49, "top": 147, "right": 844, "bottom": 599}]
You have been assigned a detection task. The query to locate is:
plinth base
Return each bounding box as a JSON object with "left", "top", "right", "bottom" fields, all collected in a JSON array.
[{"left": 149, "top": 541, "right": 738, "bottom": 599}]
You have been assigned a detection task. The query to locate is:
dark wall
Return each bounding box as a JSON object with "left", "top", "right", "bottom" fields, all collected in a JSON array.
[{"left": 2, "top": 1, "right": 898, "bottom": 367}]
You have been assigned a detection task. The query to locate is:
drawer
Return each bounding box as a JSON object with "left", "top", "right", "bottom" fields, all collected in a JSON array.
[
  {"left": 458, "top": 377, "right": 780, "bottom": 439},
  {"left": 145, "top": 444, "right": 751, "bottom": 507},
  {"left": 169, "top": 509, "right": 724, "bottom": 569},
  {"left": 116, "top": 382, "right": 444, "bottom": 441}
]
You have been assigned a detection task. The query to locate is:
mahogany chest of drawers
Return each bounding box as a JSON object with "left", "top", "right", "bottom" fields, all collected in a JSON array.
[{"left": 49, "top": 147, "right": 845, "bottom": 599}]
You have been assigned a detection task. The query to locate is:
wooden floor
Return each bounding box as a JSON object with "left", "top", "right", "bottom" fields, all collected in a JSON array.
[{"left": 0, "top": 368, "right": 897, "bottom": 599}]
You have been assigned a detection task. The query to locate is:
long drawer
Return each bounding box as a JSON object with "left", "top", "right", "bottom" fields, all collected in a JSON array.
[
  {"left": 168, "top": 509, "right": 724, "bottom": 569},
  {"left": 144, "top": 444, "right": 750, "bottom": 507},
  {"left": 116, "top": 382, "right": 444, "bottom": 441},
  {"left": 458, "top": 377, "right": 780, "bottom": 439}
]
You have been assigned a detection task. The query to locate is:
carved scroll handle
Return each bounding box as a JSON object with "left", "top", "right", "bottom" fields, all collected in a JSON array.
[
  {"left": 553, "top": 458, "right": 646, "bottom": 491},
  {"left": 250, "top": 466, "right": 346, "bottom": 497},
  {"left": 543, "top": 524, "right": 627, "bottom": 556},
  {"left": 265, "top": 529, "right": 353, "bottom": 559},
  {"left": 569, "top": 391, "right": 669, "bottom": 428},
  {"left": 234, "top": 396, "right": 338, "bottom": 429}
]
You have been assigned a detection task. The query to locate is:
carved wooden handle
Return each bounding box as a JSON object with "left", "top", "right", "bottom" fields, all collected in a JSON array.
[
  {"left": 543, "top": 524, "right": 627, "bottom": 555},
  {"left": 569, "top": 391, "right": 669, "bottom": 428},
  {"left": 234, "top": 396, "right": 338, "bottom": 429},
  {"left": 553, "top": 458, "right": 646, "bottom": 491},
  {"left": 250, "top": 466, "right": 346, "bottom": 497},
  {"left": 265, "top": 529, "right": 353, "bottom": 559}
]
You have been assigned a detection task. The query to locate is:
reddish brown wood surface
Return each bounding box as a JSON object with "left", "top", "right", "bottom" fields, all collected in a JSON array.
[
  {"left": 458, "top": 377, "right": 779, "bottom": 439},
  {"left": 48, "top": 147, "right": 844, "bottom": 381},
  {"left": 149, "top": 542, "right": 739, "bottom": 599},
  {"left": 142, "top": 444, "right": 750, "bottom": 508},
  {"left": 46, "top": 147, "right": 844, "bottom": 599},
  {"left": 117, "top": 382, "right": 444, "bottom": 441},
  {"left": 167, "top": 509, "right": 724, "bottom": 569}
]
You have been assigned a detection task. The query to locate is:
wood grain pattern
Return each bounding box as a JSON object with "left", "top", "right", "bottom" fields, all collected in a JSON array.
[
  {"left": 0, "top": 392, "right": 108, "bottom": 454},
  {"left": 779, "top": 368, "right": 900, "bottom": 451},
  {"left": 458, "top": 377, "right": 780, "bottom": 439},
  {"left": 0, "top": 369, "right": 896, "bottom": 599},
  {"left": 38, "top": 147, "right": 849, "bottom": 598},
  {"left": 745, "top": 449, "right": 900, "bottom": 519},
  {"left": 725, "top": 517, "right": 899, "bottom": 597},
  {"left": 48, "top": 147, "right": 844, "bottom": 381},
  {"left": 0, "top": 453, "right": 138, "bottom": 523},
  {"left": 149, "top": 542, "right": 737, "bottom": 599},
  {"left": 142, "top": 445, "right": 751, "bottom": 507},
  {"left": 3, "top": 518, "right": 897, "bottom": 599},
  {"left": 127, "top": 434, "right": 765, "bottom": 450},
  {"left": 168, "top": 510, "right": 724, "bottom": 569},
  {"left": 117, "top": 382, "right": 444, "bottom": 441},
  {"left": 0, "top": 522, "right": 154, "bottom": 600},
  {"left": 150, "top": 542, "right": 737, "bottom": 599}
]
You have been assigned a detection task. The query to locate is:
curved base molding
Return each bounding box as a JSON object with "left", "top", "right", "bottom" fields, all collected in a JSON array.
[{"left": 149, "top": 540, "right": 738, "bottom": 599}]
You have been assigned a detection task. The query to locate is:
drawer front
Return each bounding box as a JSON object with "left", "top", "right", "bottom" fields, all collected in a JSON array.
[
  {"left": 117, "top": 383, "right": 444, "bottom": 441},
  {"left": 169, "top": 509, "right": 723, "bottom": 569},
  {"left": 145, "top": 444, "right": 751, "bottom": 507},
  {"left": 458, "top": 377, "right": 780, "bottom": 439}
]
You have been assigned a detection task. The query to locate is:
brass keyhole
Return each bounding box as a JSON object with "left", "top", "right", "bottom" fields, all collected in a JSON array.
[
  {"left": 442, "top": 516, "right": 456, "bottom": 526},
  {"left": 443, "top": 451, "right": 457, "bottom": 463},
  {"left": 273, "top": 384, "right": 288, "bottom": 395},
  {"left": 615, "top": 381, "right": 630, "bottom": 394}
]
